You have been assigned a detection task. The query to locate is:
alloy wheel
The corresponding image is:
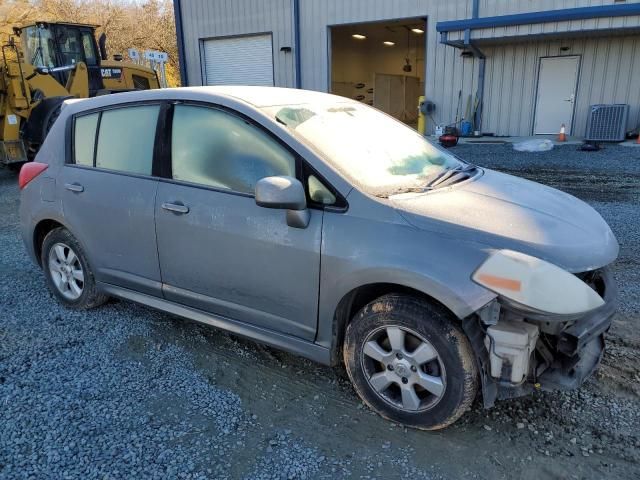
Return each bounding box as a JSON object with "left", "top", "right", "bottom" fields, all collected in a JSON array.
[
  {"left": 361, "top": 325, "right": 446, "bottom": 412},
  {"left": 48, "top": 242, "right": 84, "bottom": 300}
]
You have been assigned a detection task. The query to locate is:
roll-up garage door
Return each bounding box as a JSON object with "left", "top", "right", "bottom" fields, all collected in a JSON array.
[{"left": 202, "top": 34, "right": 274, "bottom": 87}]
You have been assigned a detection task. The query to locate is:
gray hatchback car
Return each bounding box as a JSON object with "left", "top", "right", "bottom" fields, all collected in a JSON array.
[{"left": 19, "top": 87, "right": 618, "bottom": 429}]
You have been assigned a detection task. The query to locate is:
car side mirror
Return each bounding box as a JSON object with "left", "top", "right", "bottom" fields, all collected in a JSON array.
[{"left": 255, "top": 176, "right": 310, "bottom": 229}]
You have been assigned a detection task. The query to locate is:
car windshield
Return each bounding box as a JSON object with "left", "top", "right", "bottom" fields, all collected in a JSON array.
[{"left": 263, "top": 101, "right": 464, "bottom": 197}]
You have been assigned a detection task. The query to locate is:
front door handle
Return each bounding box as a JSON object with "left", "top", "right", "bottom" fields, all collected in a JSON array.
[
  {"left": 64, "top": 183, "right": 84, "bottom": 193},
  {"left": 162, "top": 202, "right": 189, "bottom": 214}
]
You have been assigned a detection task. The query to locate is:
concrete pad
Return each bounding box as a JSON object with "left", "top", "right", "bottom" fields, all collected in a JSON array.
[{"left": 454, "top": 135, "right": 584, "bottom": 145}]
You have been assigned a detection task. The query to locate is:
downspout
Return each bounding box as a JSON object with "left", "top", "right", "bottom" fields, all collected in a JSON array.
[
  {"left": 293, "top": 0, "right": 302, "bottom": 89},
  {"left": 173, "top": 0, "right": 188, "bottom": 86},
  {"left": 439, "top": 1, "right": 486, "bottom": 132},
  {"left": 469, "top": 0, "right": 485, "bottom": 133}
]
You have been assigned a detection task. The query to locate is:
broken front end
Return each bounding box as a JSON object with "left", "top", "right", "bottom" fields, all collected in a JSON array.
[{"left": 465, "top": 250, "right": 616, "bottom": 408}]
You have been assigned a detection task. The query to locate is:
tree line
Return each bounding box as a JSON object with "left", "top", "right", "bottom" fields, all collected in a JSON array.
[{"left": 0, "top": 0, "right": 180, "bottom": 86}]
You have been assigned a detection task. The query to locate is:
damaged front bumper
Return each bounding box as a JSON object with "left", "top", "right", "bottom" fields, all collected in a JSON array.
[{"left": 464, "top": 267, "right": 616, "bottom": 408}]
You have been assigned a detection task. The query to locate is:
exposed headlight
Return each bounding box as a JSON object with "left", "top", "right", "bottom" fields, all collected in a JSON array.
[{"left": 472, "top": 250, "right": 604, "bottom": 315}]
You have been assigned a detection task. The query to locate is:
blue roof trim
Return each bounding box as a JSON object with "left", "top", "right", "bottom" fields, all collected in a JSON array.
[{"left": 436, "top": 3, "right": 640, "bottom": 33}]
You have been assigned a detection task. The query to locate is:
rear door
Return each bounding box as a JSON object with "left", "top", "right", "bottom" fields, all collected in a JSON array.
[
  {"left": 154, "top": 103, "right": 322, "bottom": 340},
  {"left": 59, "top": 103, "right": 162, "bottom": 296}
]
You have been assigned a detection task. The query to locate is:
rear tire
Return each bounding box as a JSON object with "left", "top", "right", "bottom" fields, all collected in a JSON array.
[
  {"left": 24, "top": 96, "right": 67, "bottom": 161},
  {"left": 343, "top": 294, "right": 478, "bottom": 430},
  {"left": 41, "top": 227, "right": 108, "bottom": 310}
]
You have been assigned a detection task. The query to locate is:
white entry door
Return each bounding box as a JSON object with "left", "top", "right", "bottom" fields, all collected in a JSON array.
[
  {"left": 202, "top": 34, "right": 274, "bottom": 87},
  {"left": 534, "top": 56, "right": 580, "bottom": 134}
]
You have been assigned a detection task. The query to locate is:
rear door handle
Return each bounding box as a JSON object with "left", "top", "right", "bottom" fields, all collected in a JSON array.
[
  {"left": 161, "top": 202, "right": 189, "bottom": 214},
  {"left": 64, "top": 183, "right": 84, "bottom": 193}
]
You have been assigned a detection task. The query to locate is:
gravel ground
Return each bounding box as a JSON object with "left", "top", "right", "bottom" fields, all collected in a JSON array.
[{"left": 1, "top": 144, "right": 639, "bottom": 479}]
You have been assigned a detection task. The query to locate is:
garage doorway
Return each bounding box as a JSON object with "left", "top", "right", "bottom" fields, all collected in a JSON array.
[
  {"left": 534, "top": 56, "right": 580, "bottom": 135},
  {"left": 330, "top": 19, "right": 426, "bottom": 126},
  {"left": 201, "top": 34, "right": 274, "bottom": 86}
]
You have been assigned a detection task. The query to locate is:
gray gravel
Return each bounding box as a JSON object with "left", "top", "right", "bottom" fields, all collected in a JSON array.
[
  {"left": 0, "top": 167, "right": 435, "bottom": 479},
  {"left": 1, "top": 144, "right": 639, "bottom": 479}
]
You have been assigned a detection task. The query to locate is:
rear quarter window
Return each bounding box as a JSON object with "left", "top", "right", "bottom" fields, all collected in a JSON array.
[{"left": 73, "top": 113, "right": 99, "bottom": 166}]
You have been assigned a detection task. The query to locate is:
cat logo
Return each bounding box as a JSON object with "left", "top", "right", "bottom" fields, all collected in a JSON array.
[{"left": 101, "top": 68, "right": 123, "bottom": 79}]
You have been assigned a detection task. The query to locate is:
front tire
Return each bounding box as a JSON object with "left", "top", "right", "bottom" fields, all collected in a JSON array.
[
  {"left": 41, "top": 227, "right": 108, "bottom": 309},
  {"left": 343, "top": 294, "right": 478, "bottom": 430}
]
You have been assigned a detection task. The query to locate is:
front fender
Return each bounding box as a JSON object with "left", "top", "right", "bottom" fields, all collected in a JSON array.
[{"left": 315, "top": 209, "right": 496, "bottom": 350}]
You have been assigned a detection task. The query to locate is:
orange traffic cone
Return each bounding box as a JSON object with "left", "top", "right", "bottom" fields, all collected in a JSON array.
[{"left": 557, "top": 124, "right": 567, "bottom": 142}]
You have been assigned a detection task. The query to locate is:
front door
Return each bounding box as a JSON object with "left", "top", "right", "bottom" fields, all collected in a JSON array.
[
  {"left": 154, "top": 104, "right": 322, "bottom": 340},
  {"left": 60, "top": 104, "right": 162, "bottom": 296},
  {"left": 534, "top": 56, "right": 580, "bottom": 135}
]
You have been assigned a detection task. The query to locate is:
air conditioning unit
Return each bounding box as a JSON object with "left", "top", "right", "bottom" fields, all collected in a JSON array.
[{"left": 585, "top": 104, "right": 629, "bottom": 142}]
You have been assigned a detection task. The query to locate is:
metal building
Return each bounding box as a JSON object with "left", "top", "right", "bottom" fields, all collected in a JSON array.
[{"left": 174, "top": 0, "right": 640, "bottom": 137}]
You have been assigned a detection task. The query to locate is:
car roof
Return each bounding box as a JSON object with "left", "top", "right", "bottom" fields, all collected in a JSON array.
[
  {"left": 191, "top": 86, "right": 352, "bottom": 107},
  {"left": 63, "top": 86, "right": 353, "bottom": 114}
]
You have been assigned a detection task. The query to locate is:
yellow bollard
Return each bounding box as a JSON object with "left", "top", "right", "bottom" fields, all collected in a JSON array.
[{"left": 417, "top": 95, "right": 426, "bottom": 136}]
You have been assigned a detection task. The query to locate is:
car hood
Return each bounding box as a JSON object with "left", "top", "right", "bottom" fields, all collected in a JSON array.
[{"left": 390, "top": 169, "right": 619, "bottom": 272}]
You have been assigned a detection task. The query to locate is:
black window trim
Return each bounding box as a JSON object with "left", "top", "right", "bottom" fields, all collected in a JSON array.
[
  {"left": 92, "top": 110, "right": 102, "bottom": 167},
  {"left": 302, "top": 161, "right": 348, "bottom": 212},
  {"left": 160, "top": 100, "right": 348, "bottom": 212}
]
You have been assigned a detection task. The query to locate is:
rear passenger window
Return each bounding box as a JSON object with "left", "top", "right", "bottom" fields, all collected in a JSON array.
[
  {"left": 95, "top": 105, "right": 159, "bottom": 175},
  {"left": 171, "top": 105, "right": 295, "bottom": 194},
  {"left": 74, "top": 113, "right": 98, "bottom": 166}
]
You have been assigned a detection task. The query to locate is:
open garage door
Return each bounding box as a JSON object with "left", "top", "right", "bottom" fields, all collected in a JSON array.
[
  {"left": 330, "top": 18, "right": 426, "bottom": 127},
  {"left": 202, "top": 34, "right": 274, "bottom": 86}
]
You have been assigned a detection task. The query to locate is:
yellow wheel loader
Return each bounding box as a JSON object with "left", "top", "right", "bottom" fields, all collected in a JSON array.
[{"left": 1, "top": 21, "right": 160, "bottom": 167}]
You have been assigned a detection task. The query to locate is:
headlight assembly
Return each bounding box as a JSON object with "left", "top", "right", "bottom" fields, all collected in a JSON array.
[{"left": 472, "top": 250, "right": 604, "bottom": 316}]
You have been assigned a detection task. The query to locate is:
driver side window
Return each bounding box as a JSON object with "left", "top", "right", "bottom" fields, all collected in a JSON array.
[{"left": 171, "top": 105, "right": 296, "bottom": 194}]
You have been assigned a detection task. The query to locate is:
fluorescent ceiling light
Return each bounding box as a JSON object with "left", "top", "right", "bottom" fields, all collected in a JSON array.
[
  {"left": 383, "top": 41, "right": 395, "bottom": 46},
  {"left": 352, "top": 34, "right": 366, "bottom": 40},
  {"left": 411, "top": 28, "right": 424, "bottom": 34}
]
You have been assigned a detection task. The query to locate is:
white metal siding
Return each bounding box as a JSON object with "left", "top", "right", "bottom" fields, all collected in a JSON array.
[
  {"left": 178, "top": 0, "right": 640, "bottom": 136},
  {"left": 202, "top": 35, "right": 274, "bottom": 86},
  {"left": 480, "top": 0, "right": 640, "bottom": 17},
  {"left": 481, "top": 35, "right": 640, "bottom": 136},
  {"left": 179, "top": 0, "right": 294, "bottom": 87},
  {"left": 296, "top": 0, "right": 475, "bottom": 140},
  {"left": 444, "top": 1, "right": 640, "bottom": 41}
]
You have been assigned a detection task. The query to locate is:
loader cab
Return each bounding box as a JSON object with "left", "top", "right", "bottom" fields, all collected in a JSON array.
[{"left": 19, "top": 22, "right": 104, "bottom": 95}]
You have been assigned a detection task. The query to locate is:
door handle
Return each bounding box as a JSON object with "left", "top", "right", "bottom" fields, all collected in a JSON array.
[
  {"left": 64, "top": 183, "right": 84, "bottom": 193},
  {"left": 162, "top": 202, "right": 189, "bottom": 214}
]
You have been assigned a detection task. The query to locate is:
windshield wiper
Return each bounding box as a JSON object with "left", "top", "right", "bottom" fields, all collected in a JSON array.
[
  {"left": 383, "top": 164, "right": 477, "bottom": 198},
  {"left": 425, "top": 164, "right": 477, "bottom": 189}
]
